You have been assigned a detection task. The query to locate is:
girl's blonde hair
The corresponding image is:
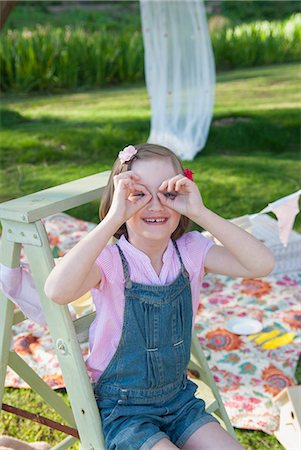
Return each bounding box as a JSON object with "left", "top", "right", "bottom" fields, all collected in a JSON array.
[{"left": 99, "top": 143, "right": 191, "bottom": 240}]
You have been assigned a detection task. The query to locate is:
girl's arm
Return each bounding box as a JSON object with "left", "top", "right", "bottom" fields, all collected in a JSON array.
[
  {"left": 44, "top": 214, "right": 121, "bottom": 305},
  {"left": 45, "top": 172, "right": 152, "bottom": 305},
  {"left": 193, "top": 208, "right": 275, "bottom": 278},
  {"left": 158, "top": 174, "right": 275, "bottom": 278}
]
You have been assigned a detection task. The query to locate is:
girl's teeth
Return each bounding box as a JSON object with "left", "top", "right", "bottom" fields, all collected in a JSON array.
[{"left": 144, "top": 218, "right": 166, "bottom": 223}]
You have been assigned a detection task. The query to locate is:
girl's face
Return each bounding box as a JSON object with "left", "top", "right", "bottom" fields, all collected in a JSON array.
[{"left": 126, "top": 157, "right": 181, "bottom": 247}]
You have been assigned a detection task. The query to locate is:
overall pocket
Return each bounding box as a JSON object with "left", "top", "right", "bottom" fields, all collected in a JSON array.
[
  {"left": 173, "top": 339, "right": 186, "bottom": 379},
  {"left": 99, "top": 399, "right": 121, "bottom": 425}
]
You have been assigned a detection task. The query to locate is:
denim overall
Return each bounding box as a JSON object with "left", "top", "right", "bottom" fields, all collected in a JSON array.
[{"left": 93, "top": 241, "right": 217, "bottom": 450}]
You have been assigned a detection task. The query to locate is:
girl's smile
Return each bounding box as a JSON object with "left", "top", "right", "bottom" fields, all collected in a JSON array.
[{"left": 142, "top": 216, "right": 169, "bottom": 224}]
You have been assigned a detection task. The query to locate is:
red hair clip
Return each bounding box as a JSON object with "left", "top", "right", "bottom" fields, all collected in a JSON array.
[{"left": 183, "top": 168, "right": 194, "bottom": 181}]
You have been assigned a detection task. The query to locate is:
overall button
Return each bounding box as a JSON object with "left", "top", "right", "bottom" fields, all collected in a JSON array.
[{"left": 118, "top": 399, "right": 123, "bottom": 405}]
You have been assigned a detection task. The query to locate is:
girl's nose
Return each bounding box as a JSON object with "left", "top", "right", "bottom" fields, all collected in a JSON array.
[{"left": 147, "top": 193, "right": 164, "bottom": 211}]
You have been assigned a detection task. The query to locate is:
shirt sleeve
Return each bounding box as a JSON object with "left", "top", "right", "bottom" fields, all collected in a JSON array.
[
  {"left": 0, "top": 264, "right": 46, "bottom": 325},
  {"left": 181, "top": 231, "right": 215, "bottom": 279},
  {"left": 94, "top": 244, "right": 122, "bottom": 290}
]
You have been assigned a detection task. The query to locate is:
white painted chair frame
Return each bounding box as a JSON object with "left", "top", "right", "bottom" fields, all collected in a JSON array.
[{"left": 0, "top": 172, "right": 236, "bottom": 449}]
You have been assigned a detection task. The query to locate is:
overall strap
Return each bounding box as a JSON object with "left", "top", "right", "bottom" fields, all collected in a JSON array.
[
  {"left": 116, "top": 244, "right": 132, "bottom": 288},
  {"left": 172, "top": 240, "right": 190, "bottom": 279}
]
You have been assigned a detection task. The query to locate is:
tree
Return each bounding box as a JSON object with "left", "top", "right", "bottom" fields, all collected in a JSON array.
[{"left": 0, "top": 1, "right": 16, "bottom": 31}]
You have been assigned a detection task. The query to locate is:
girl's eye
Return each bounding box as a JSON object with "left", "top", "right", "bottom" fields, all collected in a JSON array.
[
  {"left": 134, "top": 192, "right": 145, "bottom": 197},
  {"left": 164, "top": 192, "right": 177, "bottom": 200}
]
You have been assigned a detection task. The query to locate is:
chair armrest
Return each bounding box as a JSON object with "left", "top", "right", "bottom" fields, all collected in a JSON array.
[{"left": 0, "top": 171, "right": 111, "bottom": 223}]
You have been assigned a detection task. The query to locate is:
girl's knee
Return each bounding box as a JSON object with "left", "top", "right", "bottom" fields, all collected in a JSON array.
[
  {"left": 182, "top": 422, "right": 245, "bottom": 450},
  {"left": 150, "top": 438, "right": 178, "bottom": 449}
]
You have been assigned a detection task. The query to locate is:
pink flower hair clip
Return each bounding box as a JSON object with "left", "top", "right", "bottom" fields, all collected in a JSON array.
[
  {"left": 183, "top": 168, "right": 194, "bottom": 181},
  {"left": 118, "top": 145, "right": 137, "bottom": 164}
]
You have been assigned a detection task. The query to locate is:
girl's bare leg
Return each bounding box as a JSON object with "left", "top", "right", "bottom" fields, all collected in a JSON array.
[
  {"left": 182, "top": 422, "right": 245, "bottom": 450},
  {"left": 150, "top": 438, "right": 179, "bottom": 449}
]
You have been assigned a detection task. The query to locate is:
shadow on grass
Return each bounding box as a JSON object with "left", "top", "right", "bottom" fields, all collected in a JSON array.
[
  {"left": 216, "top": 62, "right": 300, "bottom": 83},
  {"left": 0, "top": 108, "right": 31, "bottom": 127},
  {"left": 204, "top": 108, "right": 300, "bottom": 159},
  {"left": 0, "top": 109, "right": 150, "bottom": 166}
]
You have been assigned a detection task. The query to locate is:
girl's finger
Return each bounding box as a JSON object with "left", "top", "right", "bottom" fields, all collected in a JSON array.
[
  {"left": 174, "top": 178, "right": 190, "bottom": 191},
  {"left": 158, "top": 180, "right": 168, "bottom": 192},
  {"left": 118, "top": 178, "right": 145, "bottom": 193},
  {"left": 159, "top": 174, "right": 183, "bottom": 192},
  {"left": 157, "top": 192, "right": 178, "bottom": 212},
  {"left": 136, "top": 183, "right": 149, "bottom": 191},
  {"left": 131, "top": 195, "right": 152, "bottom": 206},
  {"left": 157, "top": 192, "right": 169, "bottom": 205},
  {"left": 113, "top": 171, "right": 140, "bottom": 187},
  {"left": 128, "top": 184, "right": 151, "bottom": 202},
  {"left": 167, "top": 175, "right": 183, "bottom": 193},
  {"left": 118, "top": 178, "right": 134, "bottom": 192},
  {"left": 131, "top": 183, "right": 150, "bottom": 195}
]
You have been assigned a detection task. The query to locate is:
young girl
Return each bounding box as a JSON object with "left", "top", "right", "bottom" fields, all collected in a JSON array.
[{"left": 45, "top": 143, "right": 274, "bottom": 450}]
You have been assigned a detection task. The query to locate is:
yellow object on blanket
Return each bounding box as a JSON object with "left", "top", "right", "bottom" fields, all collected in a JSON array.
[
  {"left": 250, "top": 330, "right": 281, "bottom": 343},
  {"left": 262, "top": 333, "right": 296, "bottom": 349},
  {"left": 249, "top": 329, "right": 296, "bottom": 349}
]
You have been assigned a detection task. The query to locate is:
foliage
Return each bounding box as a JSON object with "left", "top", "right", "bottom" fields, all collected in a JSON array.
[
  {"left": 2, "top": 1, "right": 141, "bottom": 32},
  {"left": 218, "top": 0, "right": 301, "bottom": 24},
  {"left": 212, "top": 13, "right": 301, "bottom": 70},
  {"left": 5, "top": 1, "right": 300, "bottom": 32},
  {"left": 0, "top": 14, "right": 300, "bottom": 93},
  {"left": 0, "top": 26, "right": 144, "bottom": 92}
]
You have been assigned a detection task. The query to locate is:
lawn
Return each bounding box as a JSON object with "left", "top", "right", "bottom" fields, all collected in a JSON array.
[
  {"left": 1, "top": 62, "right": 300, "bottom": 229},
  {"left": 0, "top": 62, "right": 300, "bottom": 449}
]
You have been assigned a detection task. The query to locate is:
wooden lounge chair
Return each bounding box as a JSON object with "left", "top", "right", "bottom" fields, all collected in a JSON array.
[{"left": 0, "top": 172, "right": 236, "bottom": 448}]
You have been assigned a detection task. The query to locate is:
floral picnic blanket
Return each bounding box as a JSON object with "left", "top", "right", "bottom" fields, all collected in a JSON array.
[
  {"left": 4, "top": 213, "right": 301, "bottom": 434},
  {"left": 196, "top": 271, "right": 301, "bottom": 434}
]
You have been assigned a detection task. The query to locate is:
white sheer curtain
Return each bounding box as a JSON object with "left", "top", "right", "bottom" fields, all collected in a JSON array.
[{"left": 140, "top": 0, "right": 215, "bottom": 160}]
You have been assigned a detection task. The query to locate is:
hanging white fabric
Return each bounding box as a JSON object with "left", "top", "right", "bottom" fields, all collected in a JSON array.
[{"left": 140, "top": 0, "right": 215, "bottom": 160}]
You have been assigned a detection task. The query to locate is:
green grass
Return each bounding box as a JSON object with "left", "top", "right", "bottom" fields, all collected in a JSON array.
[
  {"left": 1, "top": 388, "right": 75, "bottom": 446},
  {"left": 0, "top": 63, "right": 300, "bottom": 448},
  {"left": 1, "top": 62, "right": 300, "bottom": 229}
]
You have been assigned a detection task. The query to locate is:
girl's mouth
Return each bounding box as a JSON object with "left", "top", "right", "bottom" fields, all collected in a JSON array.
[{"left": 142, "top": 218, "right": 168, "bottom": 224}]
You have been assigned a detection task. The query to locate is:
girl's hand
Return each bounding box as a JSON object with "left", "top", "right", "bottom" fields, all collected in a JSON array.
[
  {"left": 107, "top": 171, "right": 152, "bottom": 224},
  {"left": 157, "top": 174, "right": 205, "bottom": 220}
]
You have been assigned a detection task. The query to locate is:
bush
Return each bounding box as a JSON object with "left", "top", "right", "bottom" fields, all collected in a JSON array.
[
  {"left": 219, "top": 0, "right": 300, "bottom": 23},
  {"left": 0, "top": 14, "right": 300, "bottom": 93},
  {"left": 212, "top": 14, "right": 301, "bottom": 70},
  {"left": 0, "top": 26, "right": 144, "bottom": 92}
]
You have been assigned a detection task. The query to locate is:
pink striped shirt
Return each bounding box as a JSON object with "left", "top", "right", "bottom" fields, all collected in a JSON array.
[{"left": 86, "top": 231, "right": 214, "bottom": 382}]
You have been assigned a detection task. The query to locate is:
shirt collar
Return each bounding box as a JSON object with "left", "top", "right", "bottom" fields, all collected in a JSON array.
[{"left": 118, "top": 234, "right": 174, "bottom": 265}]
